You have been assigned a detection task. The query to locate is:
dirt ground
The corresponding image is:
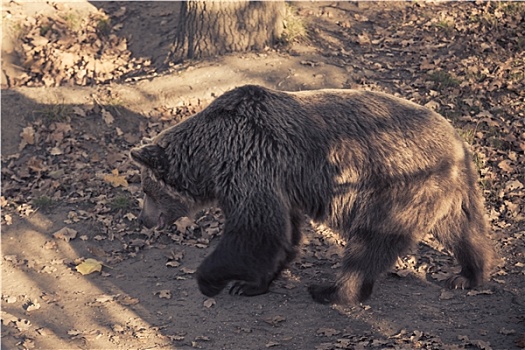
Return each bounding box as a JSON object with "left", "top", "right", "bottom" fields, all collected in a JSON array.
[{"left": 2, "top": 1, "right": 525, "bottom": 349}]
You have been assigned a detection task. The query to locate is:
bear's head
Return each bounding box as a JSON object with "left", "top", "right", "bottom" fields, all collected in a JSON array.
[{"left": 130, "top": 144, "right": 194, "bottom": 229}]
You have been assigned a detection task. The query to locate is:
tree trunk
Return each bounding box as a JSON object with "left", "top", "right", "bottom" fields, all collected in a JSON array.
[{"left": 171, "top": 1, "right": 285, "bottom": 62}]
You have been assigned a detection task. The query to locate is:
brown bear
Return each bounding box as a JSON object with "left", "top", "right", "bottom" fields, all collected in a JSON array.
[{"left": 130, "top": 85, "right": 493, "bottom": 305}]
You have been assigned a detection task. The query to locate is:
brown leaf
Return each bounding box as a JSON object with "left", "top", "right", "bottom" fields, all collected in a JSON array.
[
  {"left": 118, "top": 296, "right": 140, "bottom": 305},
  {"left": 49, "top": 147, "right": 63, "bottom": 156},
  {"left": 357, "top": 32, "right": 371, "bottom": 45},
  {"left": 19, "top": 126, "right": 36, "bottom": 150},
  {"left": 203, "top": 298, "right": 216, "bottom": 308},
  {"left": 15, "top": 318, "right": 31, "bottom": 332},
  {"left": 498, "top": 160, "right": 514, "bottom": 173},
  {"left": 265, "top": 341, "right": 280, "bottom": 348},
  {"left": 420, "top": 60, "right": 435, "bottom": 70},
  {"left": 505, "top": 180, "right": 524, "bottom": 192},
  {"left": 180, "top": 267, "right": 196, "bottom": 274},
  {"left": 29, "top": 34, "right": 49, "bottom": 47},
  {"left": 263, "top": 315, "right": 286, "bottom": 326},
  {"left": 53, "top": 227, "right": 78, "bottom": 242},
  {"left": 166, "top": 260, "right": 180, "bottom": 268},
  {"left": 55, "top": 50, "right": 78, "bottom": 69},
  {"left": 95, "top": 295, "right": 116, "bottom": 303},
  {"left": 175, "top": 216, "right": 194, "bottom": 233},
  {"left": 27, "top": 157, "right": 46, "bottom": 172},
  {"left": 72, "top": 106, "right": 87, "bottom": 117},
  {"left": 76, "top": 258, "right": 103, "bottom": 275},
  {"left": 25, "top": 300, "right": 41, "bottom": 312},
  {"left": 155, "top": 290, "right": 172, "bottom": 299},
  {"left": 103, "top": 169, "right": 128, "bottom": 188},
  {"left": 101, "top": 109, "right": 114, "bottom": 125}
]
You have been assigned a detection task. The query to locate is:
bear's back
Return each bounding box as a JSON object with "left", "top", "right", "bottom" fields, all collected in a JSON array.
[{"left": 205, "top": 85, "right": 456, "bottom": 144}]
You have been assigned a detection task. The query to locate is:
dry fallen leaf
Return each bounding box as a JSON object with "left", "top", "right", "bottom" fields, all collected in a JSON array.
[
  {"left": 175, "top": 216, "right": 194, "bottom": 233},
  {"left": 15, "top": 318, "right": 31, "bottom": 332},
  {"left": 5, "top": 296, "right": 17, "bottom": 304},
  {"left": 180, "top": 267, "right": 196, "bottom": 274},
  {"left": 72, "top": 106, "right": 87, "bottom": 117},
  {"left": 203, "top": 298, "right": 216, "bottom": 308},
  {"left": 505, "top": 180, "right": 524, "bottom": 191},
  {"left": 168, "top": 335, "right": 185, "bottom": 341},
  {"left": 103, "top": 169, "right": 128, "bottom": 188},
  {"left": 95, "top": 295, "right": 116, "bottom": 303},
  {"left": 498, "top": 159, "right": 514, "bottom": 173},
  {"left": 76, "top": 258, "right": 103, "bottom": 275},
  {"left": 20, "top": 338, "right": 35, "bottom": 349},
  {"left": 102, "top": 109, "right": 114, "bottom": 125},
  {"left": 156, "top": 290, "right": 172, "bottom": 299},
  {"left": 265, "top": 341, "right": 280, "bottom": 348},
  {"left": 52, "top": 227, "right": 78, "bottom": 242},
  {"left": 3, "top": 214, "right": 13, "bottom": 225},
  {"left": 166, "top": 261, "right": 180, "bottom": 268},
  {"left": 263, "top": 315, "right": 286, "bottom": 327},
  {"left": 166, "top": 250, "right": 183, "bottom": 267},
  {"left": 49, "top": 147, "right": 63, "bottom": 156},
  {"left": 25, "top": 300, "right": 41, "bottom": 312},
  {"left": 19, "top": 126, "right": 36, "bottom": 150},
  {"left": 68, "top": 329, "right": 81, "bottom": 337}
]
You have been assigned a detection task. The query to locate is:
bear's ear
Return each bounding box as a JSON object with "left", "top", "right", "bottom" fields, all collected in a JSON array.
[{"left": 130, "top": 144, "right": 168, "bottom": 173}]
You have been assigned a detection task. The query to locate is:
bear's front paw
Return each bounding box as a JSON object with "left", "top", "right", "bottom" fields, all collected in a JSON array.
[
  {"left": 229, "top": 281, "right": 269, "bottom": 296},
  {"left": 197, "top": 275, "right": 227, "bottom": 297},
  {"left": 308, "top": 284, "right": 338, "bottom": 304}
]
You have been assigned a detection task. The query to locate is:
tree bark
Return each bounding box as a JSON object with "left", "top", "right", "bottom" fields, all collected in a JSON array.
[{"left": 171, "top": 1, "right": 285, "bottom": 62}]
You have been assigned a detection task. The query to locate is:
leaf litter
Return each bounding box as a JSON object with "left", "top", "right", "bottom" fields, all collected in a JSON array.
[{"left": 76, "top": 258, "right": 103, "bottom": 275}]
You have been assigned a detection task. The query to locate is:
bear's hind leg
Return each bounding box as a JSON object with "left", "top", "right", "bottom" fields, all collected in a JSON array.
[
  {"left": 309, "top": 230, "right": 413, "bottom": 305},
  {"left": 434, "top": 198, "right": 493, "bottom": 290},
  {"left": 284, "top": 210, "right": 304, "bottom": 265}
]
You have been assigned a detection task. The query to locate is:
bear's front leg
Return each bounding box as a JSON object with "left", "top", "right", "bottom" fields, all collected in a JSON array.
[
  {"left": 196, "top": 193, "right": 294, "bottom": 298},
  {"left": 196, "top": 237, "right": 288, "bottom": 298},
  {"left": 197, "top": 271, "right": 229, "bottom": 297},
  {"left": 196, "top": 256, "right": 273, "bottom": 298}
]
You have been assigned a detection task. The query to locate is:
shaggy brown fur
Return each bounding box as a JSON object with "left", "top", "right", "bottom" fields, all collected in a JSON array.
[{"left": 130, "top": 85, "right": 494, "bottom": 305}]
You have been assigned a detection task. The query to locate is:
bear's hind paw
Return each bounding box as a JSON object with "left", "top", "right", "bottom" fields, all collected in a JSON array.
[{"left": 445, "top": 274, "right": 479, "bottom": 290}]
